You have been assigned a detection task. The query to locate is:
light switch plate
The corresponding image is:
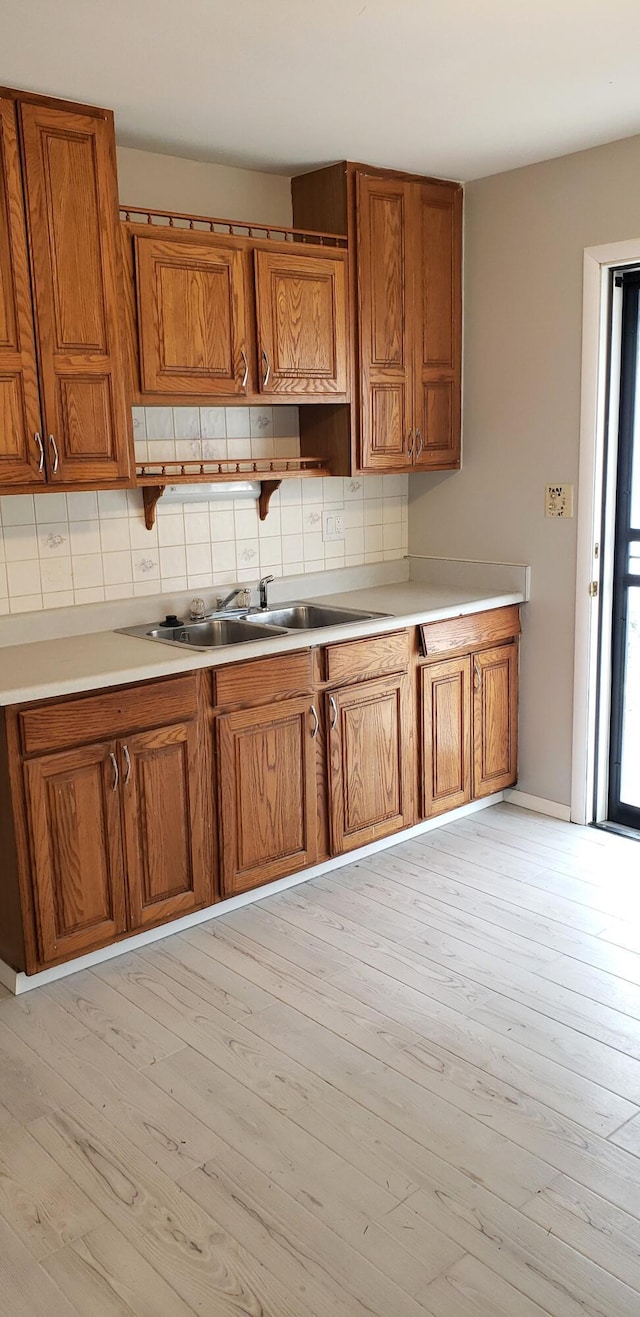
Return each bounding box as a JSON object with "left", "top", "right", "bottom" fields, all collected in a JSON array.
[
  {"left": 323, "top": 509, "right": 345, "bottom": 542},
  {"left": 545, "top": 484, "right": 574, "bottom": 518}
]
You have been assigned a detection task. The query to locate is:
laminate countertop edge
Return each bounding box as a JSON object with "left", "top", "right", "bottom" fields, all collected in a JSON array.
[{"left": 0, "top": 584, "right": 525, "bottom": 707}]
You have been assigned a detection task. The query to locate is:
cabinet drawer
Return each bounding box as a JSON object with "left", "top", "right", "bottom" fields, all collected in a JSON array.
[
  {"left": 419, "top": 606, "right": 521, "bottom": 660},
  {"left": 214, "top": 650, "right": 313, "bottom": 708},
  {"left": 325, "top": 630, "right": 409, "bottom": 684},
  {"left": 19, "top": 674, "right": 198, "bottom": 756}
]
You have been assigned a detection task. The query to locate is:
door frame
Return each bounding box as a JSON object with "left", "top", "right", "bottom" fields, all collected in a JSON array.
[{"left": 571, "top": 237, "right": 640, "bottom": 823}]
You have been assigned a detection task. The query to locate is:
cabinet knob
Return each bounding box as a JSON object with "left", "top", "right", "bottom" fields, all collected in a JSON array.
[{"left": 34, "top": 432, "right": 44, "bottom": 472}]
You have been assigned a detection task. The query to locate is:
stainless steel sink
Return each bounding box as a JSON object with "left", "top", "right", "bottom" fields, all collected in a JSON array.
[
  {"left": 119, "top": 616, "right": 289, "bottom": 650},
  {"left": 246, "top": 602, "right": 389, "bottom": 630},
  {"left": 118, "top": 600, "right": 390, "bottom": 651}
]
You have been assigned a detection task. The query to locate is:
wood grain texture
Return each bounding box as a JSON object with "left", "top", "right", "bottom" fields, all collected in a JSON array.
[
  {"left": 0, "top": 708, "right": 27, "bottom": 969},
  {"left": 325, "top": 627, "right": 410, "bottom": 684},
  {"left": 0, "top": 97, "right": 44, "bottom": 488},
  {"left": 19, "top": 101, "right": 132, "bottom": 486},
  {"left": 121, "top": 719, "right": 211, "bottom": 930},
  {"left": 472, "top": 642, "right": 518, "bottom": 797},
  {"left": 217, "top": 695, "right": 318, "bottom": 895},
  {"left": 254, "top": 247, "right": 348, "bottom": 397},
  {"left": 328, "top": 672, "right": 415, "bottom": 853},
  {"left": 419, "top": 605, "right": 521, "bottom": 660},
  {"left": 19, "top": 673, "right": 198, "bottom": 756},
  {"left": 213, "top": 648, "right": 313, "bottom": 708},
  {"left": 412, "top": 181, "right": 462, "bottom": 469},
  {"left": 421, "top": 655, "right": 471, "bottom": 817},
  {"left": 24, "top": 740, "right": 127, "bottom": 965}
]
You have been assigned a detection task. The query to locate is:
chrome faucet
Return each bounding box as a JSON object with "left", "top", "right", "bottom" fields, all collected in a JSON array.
[
  {"left": 218, "top": 586, "right": 247, "bottom": 612},
  {"left": 258, "top": 574, "right": 274, "bottom": 610}
]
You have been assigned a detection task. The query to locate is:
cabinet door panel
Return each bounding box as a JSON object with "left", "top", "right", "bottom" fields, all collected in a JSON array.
[
  {"left": 24, "top": 742, "right": 126, "bottom": 965},
  {"left": 19, "top": 103, "right": 131, "bottom": 484},
  {"left": 421, "top": 657, "right": 471, "bottom": 817},
  {"left": 134, "top": 233, "right": 251, "bottom": 396},
  {"left": 472, "top": 643, "right": 518, "bottom": 797},
  {"left": 328, "top": 674, "right": 413, "bottom": 853},
  {"left": 218, "top": 697, "right": 318, "bottom": 896},
  {"left": 122, "top": 721, "right": 211, "bottom": 930},
  {"left": 357, "top": 176, "right": 412, "bottom": 470},
  {"left": 254, "top": 248, "right": 347, "bottom": 396},
  {"left": 0, "top": 98, "right": 44, "bottom": 486},
  {"left": 412, "top": 182, "right": 462, "bottom": 469}
]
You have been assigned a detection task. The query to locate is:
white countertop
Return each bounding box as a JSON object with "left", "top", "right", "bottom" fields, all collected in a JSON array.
[{"left": 0, "top": 581, "right": 524, "bottom": 707}]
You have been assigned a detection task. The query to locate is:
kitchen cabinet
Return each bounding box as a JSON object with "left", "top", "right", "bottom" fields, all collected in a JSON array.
[
  {"left": 472, "top": 641, "right": 519, "bottom": 798},
  {"left": 327, "top": 672, "right": 414, "bottom": 852},
  {"left": 125, "top": 224, "right": 349, "bottom": 405},
  {"left": 12, "top": 673, "right": 212, "bottom": 969},
  {"left": 0, "top": 89, "right": 132, "bottom": 492},
  {"left": 217, "top": 695, "right": 319, "bottom": 896},
  {"left": 421, "top": 655, "right": 471, "bottom": 817},
  {"left": 292, "top": 162, "right": 462, "bottom": 475}
]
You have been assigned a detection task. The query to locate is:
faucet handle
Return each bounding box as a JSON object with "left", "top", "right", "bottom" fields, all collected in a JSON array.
[
  {"left": 258, "top": 574, "right": 275, "bottom": 609},
  {"left": 190, "top": 597, "right": 206, "bottom": 620}
]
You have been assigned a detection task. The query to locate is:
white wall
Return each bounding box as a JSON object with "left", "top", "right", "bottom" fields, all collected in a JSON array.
[
  {"left": 409, "top": 132, "right": 640, "bottom": 807},
  {"left": 116, "top": 145, "right": 292, "bottom": 225}
]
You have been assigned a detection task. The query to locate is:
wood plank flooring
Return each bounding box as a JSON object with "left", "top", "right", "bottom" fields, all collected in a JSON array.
[{"left": 1, "top": 803, "right": 640, "bottom": 1315}]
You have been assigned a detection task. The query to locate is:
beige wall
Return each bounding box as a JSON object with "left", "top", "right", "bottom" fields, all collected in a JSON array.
[
  {"left": 116, "top": 145, "right": 292, "bottom": 226},
  {"left": 409, "top": 133, "right": 640, "bottom": 807}
]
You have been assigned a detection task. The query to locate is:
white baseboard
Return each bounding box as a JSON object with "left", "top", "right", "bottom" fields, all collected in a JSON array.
[
  {"left": 0, "top": 790, "right": 506, "bottom": 996},
  {"left": 503, "top": 788, "right": 572, "bottom": 821}
]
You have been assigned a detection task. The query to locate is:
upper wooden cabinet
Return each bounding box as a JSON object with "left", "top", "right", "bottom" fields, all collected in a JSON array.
[
  {"left": 124, "top": 224, "right": 350, "bottom": 405},
  {"left": 292, "top": 161, "right": 462, "bottom": 475},
  {"left": 0, "top": 90, "right": 133, "bottom": 492}
]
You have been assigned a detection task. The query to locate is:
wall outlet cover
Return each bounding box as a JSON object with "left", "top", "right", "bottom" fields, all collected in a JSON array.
[
  {"left": 545, "top": 484, "right": 574, "bottom": 518},
  {"left": 323, "top": 509, "right": 345, "bottom": 542}
]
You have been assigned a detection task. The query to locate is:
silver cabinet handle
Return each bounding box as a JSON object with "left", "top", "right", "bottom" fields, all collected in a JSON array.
[
  {"left": 48, "top": 434, "right": 59, "bottom": 474},
  {"left": 109, "top": 751, "right": 119, "bottom": 792},
  {"left": 262, "top": 349, "right": 271, "bottom": 388},
  {"left": 329, "top": 695, "right": 338, "bottom": 731},
  {"left": 416, "top": 428, "right": 424, "bottom": 459},
  {"left": 240, "top": 348, "right": 249, "bottom": 389},
  {"left": 474, "top": 660, "right": 481, "bottom": 691},
  {"left": 122, "top": 744, "right": 132, "bottom": 787},
  {"left": 34, "top": 432, "right": 44, "bottom": 471},
  {"left": 407, "top": 428, "right": 414, "bottom": 459},
  {"left": 310, "top": 704, "right": 319, "bottom": 739}
]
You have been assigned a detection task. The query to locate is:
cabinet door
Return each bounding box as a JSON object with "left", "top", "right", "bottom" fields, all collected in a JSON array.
[
  {"left": 472, "top": 642, "right": 518, "bottom": 798},
  {"left": 421, "top": 656, "right": 471, "bottom": 817},
  {"left": 412, "top": 182, "right": 462, "bottom": 470},
  {"left": 121, "top": 721, "right": 211, "bottom": 930},
  {"left": 328, "top": 674, "right": 413, "bottom": 853},
  {"left": 19, "top": 102, "right": 132, "bottom": 485},
  {"left": 0, "top": 98, "right": 44, "bottom": 486},
  {"left": 134, "top": 232, "right": 252, "bottom": 397},
  {"left": 218, "top": 697, "right": 318, "bottom": 896},
  {"left": 356, "top": 175, "right": 413, "bottom": 471},
  {"left": 254, "top": 248, "right": 347, "bottom": 397},
  {"left": 24, "top": 741, "right": 126, "bottom": 965}
]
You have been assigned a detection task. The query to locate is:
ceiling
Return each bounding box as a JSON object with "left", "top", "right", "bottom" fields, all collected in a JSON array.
[{"left": 4, "top": 0, "right": 640, "bottom": 181}]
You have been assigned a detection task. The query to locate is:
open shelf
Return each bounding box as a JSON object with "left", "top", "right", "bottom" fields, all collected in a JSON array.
[{"left": 135, "top": 458, "right": 331, "bottom": 528}]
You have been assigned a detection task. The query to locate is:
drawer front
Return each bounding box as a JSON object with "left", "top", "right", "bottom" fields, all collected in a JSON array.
[
  {"left": 325, "top": 630, "right": 409, "bottom": 685},
  {"left": 419, "top": 606, "right": 521, "bottom": 660},
  {"left": 19, "top": 674, "right": 198, "bottom": 756},
  {"left": 214, "top": 649, "right": 313, "bottom": 708}
]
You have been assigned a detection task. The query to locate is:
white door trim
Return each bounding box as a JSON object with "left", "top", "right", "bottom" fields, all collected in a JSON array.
[{"left": 571, "top": 238, "right": 640, "bottom": 823}]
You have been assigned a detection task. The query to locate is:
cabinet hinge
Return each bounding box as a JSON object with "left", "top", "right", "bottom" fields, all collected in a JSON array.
[{"left": 588, "top": 581, "right": 599, "bottom": 597}]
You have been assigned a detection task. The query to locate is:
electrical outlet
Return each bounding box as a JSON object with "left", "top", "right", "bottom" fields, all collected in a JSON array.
[
  {"left": 545, "top": 484, "right": 574, "bottom": 518},
  {"left": 323, "top": 509, "right": 345, "bottom": 542}
]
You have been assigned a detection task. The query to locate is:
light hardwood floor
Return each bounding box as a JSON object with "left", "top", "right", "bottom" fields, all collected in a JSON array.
[{"left": 1, "top": 803, "right": 640, "bottom": 1315}]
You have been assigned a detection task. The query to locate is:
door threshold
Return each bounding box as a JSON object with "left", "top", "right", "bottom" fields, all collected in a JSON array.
[{"left": 591, "top": 820, "right": 640, "bottom": 841}]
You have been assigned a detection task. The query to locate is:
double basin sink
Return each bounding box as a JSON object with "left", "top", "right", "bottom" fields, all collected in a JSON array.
[{"left": 119, "top": 602, "right": 389, "bottom": 651}]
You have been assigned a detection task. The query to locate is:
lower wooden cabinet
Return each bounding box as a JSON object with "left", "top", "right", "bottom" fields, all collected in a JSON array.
[
  {"left": 327, "top": 673, "right": 414, "bottom": 853},
  {"left": 472, "top": 642, "right": 518, "bottom": 797},
  {"left": 120, "top": 721, "right": 209, "bottom": 930},
  {"left": 217, "top": 696, "right": 319, "bottom": 896},
  {"left": 421, "top": 656, "right": 471, "bottom": 817},
  {"left": 24, "top": 741, "right": 127, "bottom": 965}
]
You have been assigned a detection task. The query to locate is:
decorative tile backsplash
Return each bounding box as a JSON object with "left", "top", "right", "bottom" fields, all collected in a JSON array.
[{"left": 0, "top": 407, "right": 408, "bottom": 615}]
